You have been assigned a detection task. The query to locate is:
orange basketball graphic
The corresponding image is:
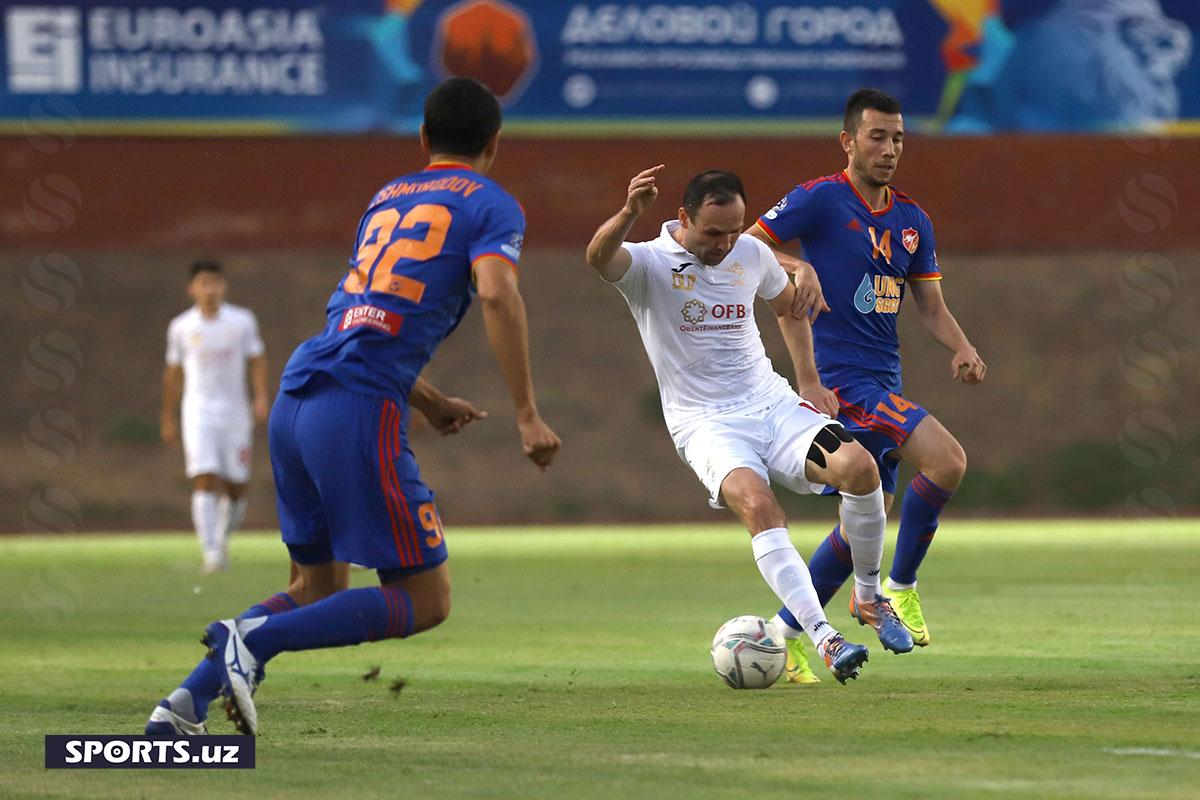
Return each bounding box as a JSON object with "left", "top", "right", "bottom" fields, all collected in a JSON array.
[{"left": 434, "top": 0, "right": 538, "bottom": 101}]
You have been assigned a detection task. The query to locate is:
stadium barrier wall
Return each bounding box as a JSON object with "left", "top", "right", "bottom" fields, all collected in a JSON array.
[{"left": 3, "top": 135, "right": 1197, "bottom": 251}]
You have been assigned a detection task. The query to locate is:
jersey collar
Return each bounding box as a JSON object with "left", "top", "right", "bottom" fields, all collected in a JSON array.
[
  {"left": 843, "top": 169, "right": 893, "bottom": 216},
  {"left": 656, "top": 220, "right": 690, "bottom": 255},
  {"left": 655, "top": 220, "right": 739, "bottom": 271},
  {"left": 194, "top": 303, "right": 224, "bottom": 321},
  {"left": 427, "top": 161, "right": 474, "bottom": 172}
]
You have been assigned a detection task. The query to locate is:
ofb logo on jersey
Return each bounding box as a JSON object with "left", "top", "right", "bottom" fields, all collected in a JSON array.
[
  {"left": 682, "top": 299, "right": 707, "bottom": 324},
  {"left": 5, "top": 7, "right": 83, "bottom": 93}
]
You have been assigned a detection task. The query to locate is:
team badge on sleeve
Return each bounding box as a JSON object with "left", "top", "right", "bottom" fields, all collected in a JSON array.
[
  {"left": 501, "top": 232, "right": 524, "bottom": 261},
  {"left": 902, "top": 227, "right": 919, "bottom": 254},
  {"left": 764, "top": 196, "right": 788, "bottom": 220}
]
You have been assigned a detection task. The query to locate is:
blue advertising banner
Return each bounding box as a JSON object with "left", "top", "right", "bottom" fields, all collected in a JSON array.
[{"left": 0, "top": 0, "right": 1195, "bottom": 134}]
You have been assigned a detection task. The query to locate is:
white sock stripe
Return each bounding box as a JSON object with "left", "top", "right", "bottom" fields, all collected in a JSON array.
[
  {"left": 839, "top": 485, "right": 885, "bottom": 509},
  {"left": 750, "top": 527, "right": 792, "bottom": 561}
]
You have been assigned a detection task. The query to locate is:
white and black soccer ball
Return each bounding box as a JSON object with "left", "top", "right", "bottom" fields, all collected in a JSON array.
[{"left": 710, "top": 615, "right": 786, "bottom": 689}]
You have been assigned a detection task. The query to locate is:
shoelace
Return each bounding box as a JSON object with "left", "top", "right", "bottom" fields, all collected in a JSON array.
[
  {"left": 822, "top": 635, "right": 846, "bottom": 660},
  {"left": 874, "top": 594, "right": 902, "bottom": 622}
]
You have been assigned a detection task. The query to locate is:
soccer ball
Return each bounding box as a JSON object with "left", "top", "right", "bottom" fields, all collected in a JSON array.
[{"left": 710, "top": 615, "right": 786, "bottom": 689}]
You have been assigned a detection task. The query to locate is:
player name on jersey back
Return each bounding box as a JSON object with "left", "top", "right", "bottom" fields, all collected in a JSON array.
[
  {"left": 279, "top": 163, "right": 526, "bottom": 401},
  {"left": 370, "top": 174, "right": 486, "bottom": 205}
]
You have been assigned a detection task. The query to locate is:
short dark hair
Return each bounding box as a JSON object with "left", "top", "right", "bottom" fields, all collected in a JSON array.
[
  {"left": 682, "top": 170, "right": 746, "bottom": 220},
  {"left": 423, "top": 77, "right": 502, "bottom": 158},
  {"left": 843, "top": 89, "right": 902, "bottom": 134},
  {"left": 190, "top": 260, "right": 223, "bottom": 278}
]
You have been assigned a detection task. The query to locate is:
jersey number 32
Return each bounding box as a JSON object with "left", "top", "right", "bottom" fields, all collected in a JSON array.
[{"left": 343, "top": 204, "right": 452, "bottom": 302}]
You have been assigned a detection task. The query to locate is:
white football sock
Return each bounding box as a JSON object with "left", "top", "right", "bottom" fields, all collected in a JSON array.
[
  {"left": 886, "top": 577, "right": 916, "bottom": 592},
  {"left": 216, "top": 496, "right": 247, "bottom": 538},
  {"left": 216, "top": 496, "right": 247, "bottom": 542},
  {"left": 770, "top": 613, "right": 804, "bottom": 641},
  {"left": 191, "top": 490, "right": 220, "bottom": 561},
  {"left": 839, "top": 486, "right": 887, "bottom": 603},
  {"left": 752, "top": 528, "right": 837, "bottom": 649}
]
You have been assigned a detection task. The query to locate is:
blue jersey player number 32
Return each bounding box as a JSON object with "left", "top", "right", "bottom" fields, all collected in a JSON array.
[{"left": 145, "top": 78, "right": 560, "bottom": 738}]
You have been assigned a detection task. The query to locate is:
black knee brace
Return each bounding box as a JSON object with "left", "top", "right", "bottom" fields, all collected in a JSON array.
[{"left": 806, "top": 423, "right": 853, "bottom": 469}]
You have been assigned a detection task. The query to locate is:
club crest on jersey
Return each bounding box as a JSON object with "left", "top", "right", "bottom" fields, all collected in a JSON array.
[
  {"left": 682, "top": 299, "right": 707, "bottom": 324},
  {"left": 902, "top": 227, "right": 919, "bottom": 254}
]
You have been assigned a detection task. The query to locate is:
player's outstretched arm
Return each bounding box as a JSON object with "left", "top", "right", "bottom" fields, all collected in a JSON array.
[
  {"left": 745, "top": 226, "right": 829, "bottom": 322},
  {"left": 909, "top": 279, "right": 986, "bottom": 385},
  {"left": 767, "top": 283, "right": 839, "bottom": 417},
  {"left": 410, "top": 376, "right": 489, "bottom": 436},
  {"left": 586, "top": 164, "right": 664, "bottom": 282},
  {"left": 474, "top": 257, "right": 561, "bottom": 469}
]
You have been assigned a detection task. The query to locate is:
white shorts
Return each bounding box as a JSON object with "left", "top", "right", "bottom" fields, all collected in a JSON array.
[
  {"left": 182, "top": 414, "right": 252, "bottom": 484},
  {"left": 676, "top": 391, "right": 831, "bottom": 509}
]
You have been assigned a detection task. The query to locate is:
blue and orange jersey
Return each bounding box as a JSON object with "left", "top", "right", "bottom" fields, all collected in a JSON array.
[
  {"left": 755, "top": 170, "right": 939, "bottom": 391},
  {"left": 280, "top": 162, "right": 524, "bottom": 400}
]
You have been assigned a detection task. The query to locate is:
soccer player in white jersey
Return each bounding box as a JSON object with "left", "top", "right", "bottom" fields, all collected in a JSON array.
[
  {"left": 586, "top": 167, "right": 913, "bottom": 683},
  {"left": 162, "top": 261, "right": 269, "bottom": 573}
]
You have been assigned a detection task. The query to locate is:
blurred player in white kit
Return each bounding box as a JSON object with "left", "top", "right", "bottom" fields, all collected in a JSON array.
[{"left": 161, "top": 260, "right": 269, "bottom": 573}]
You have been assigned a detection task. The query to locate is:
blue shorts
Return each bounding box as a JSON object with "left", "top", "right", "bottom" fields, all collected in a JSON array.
[
  {"left": 268, "top": 373, "right": 447, "bottom": 576},
  {"left": 823, "top": 379, "right": 929, "bottom": 495}
]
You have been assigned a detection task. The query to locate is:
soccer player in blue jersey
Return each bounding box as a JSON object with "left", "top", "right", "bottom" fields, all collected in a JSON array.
[
  {"left": 747, "top": 89, "right": 986, "bottom": 682},
  {"left": 145, "top": 77, "right": 561, "bottom": 735}
]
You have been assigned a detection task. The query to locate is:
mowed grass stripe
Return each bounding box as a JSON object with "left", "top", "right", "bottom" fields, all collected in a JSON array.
[{"left": 0, "top": 521, "right": 1197, "bottom": 799}]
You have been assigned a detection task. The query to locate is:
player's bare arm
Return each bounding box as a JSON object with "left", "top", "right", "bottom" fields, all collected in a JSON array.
[
  {"left": 908, "top": 279, "right": 986, "bottom": 385},
  {"left": 767, "top": 283, "right": 839, "bottom": 417},
  {"left": 745, "top": 225, "right": 829, "bottom": 322},
  {"left": 473, "top": 256, "right": 561, "bottom": 469},
  {"left": 586, "top": 164, "right": 664, "bottom": 281},
  {"left": 161, "top": 364, "right": 183, "bottom": 449},
  {"left": 410, "top": 376, "right": 488, "bottom": 436},
  {"left": 249, "top": 353, "right": 270, "bottom": 423}
]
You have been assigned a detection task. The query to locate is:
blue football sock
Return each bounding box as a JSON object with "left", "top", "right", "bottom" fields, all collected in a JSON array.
[
  {"left": 242, "top": 586, "right": 412, "bottom": 663},
  {"left": 178, "top": 592, "right": 298, "bottom": 721},
  {"left": 777, "top": 525, "right": 854, "bottom": 631},
  {"left": 891, "top": 473, "right": 953, "bottom": 585},
  {"left": 240, "top": 591, "right": 300, "bottom": 620},
  {"left": 807, "top": 524, "right": 855, "bottom": 607}
]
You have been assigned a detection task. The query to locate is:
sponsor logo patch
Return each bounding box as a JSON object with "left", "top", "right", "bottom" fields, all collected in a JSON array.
[{"left": 339, "top": 305, "right": 402, "bottom": 336}]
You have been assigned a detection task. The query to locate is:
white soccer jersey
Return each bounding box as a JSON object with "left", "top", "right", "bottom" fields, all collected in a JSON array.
[
  {"left": 166, "top": 304, "right": 264, "bottom": 425},
  {"left": 611, "top": 221, "right": 793, "bottom": 437}
]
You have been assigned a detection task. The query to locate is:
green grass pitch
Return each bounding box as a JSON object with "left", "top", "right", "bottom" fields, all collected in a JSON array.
[{"left": 2, "top": 521, "right": 1198, "bottom": 799}]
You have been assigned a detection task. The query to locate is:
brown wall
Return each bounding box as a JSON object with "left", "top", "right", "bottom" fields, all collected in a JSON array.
[
  {"left": 5, "top": 133, "right": 1196, "bottom": 530},
  {"left": 4, "top": 135, "right": 1195, "bottom": 251}
]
